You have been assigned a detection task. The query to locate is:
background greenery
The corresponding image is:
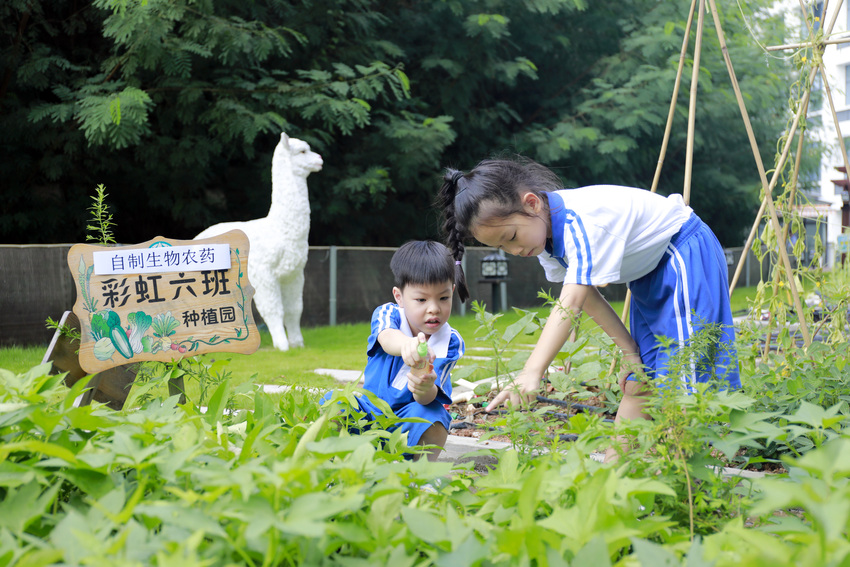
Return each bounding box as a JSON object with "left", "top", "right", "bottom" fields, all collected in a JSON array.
[{"left": 2, "top": 0, "right": 796, "bottom": 247}]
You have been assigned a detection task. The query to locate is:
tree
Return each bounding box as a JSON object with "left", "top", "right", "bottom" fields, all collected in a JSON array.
[
  {"left": 1, "top": 0, "right": 794, "bottom": 247},
  {"left": 373, "top": 0, "right": 792, "bottom": 246},
  {"left": 1, "top": 0, "right": 429, "bottom": 244}
]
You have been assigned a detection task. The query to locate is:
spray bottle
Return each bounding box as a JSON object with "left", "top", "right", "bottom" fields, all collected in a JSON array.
[{"left": 410, "top": 335, "right": 432, "bottom": 378}]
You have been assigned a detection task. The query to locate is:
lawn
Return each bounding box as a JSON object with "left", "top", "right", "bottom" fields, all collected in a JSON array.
[{"left": 0, "top": 286, "right": 758, "bottom": 403}]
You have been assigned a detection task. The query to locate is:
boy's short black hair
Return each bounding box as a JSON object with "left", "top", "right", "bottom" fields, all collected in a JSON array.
[{"left": 390, "top": 240, "right": 456, "bottom": 289}]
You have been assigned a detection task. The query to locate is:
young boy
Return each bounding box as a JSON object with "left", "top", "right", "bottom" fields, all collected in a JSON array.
[{"left": 355, "top": 240, "right": 465, "bottom": 461}]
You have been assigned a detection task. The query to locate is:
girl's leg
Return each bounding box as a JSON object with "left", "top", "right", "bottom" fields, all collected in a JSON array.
[
  {"left": 415, "top": 422, "right": 448, "bottom": 462},
  {"left": 602, "top": 291, "right": 657, "bottom": 463},
  {"left": 604, "top": 380, "right": 652, "bottom": 463}
]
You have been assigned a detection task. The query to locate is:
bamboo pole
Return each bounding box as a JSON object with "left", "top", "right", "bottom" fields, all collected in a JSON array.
[
  {"left": 763, "top": 106, "right": 807, "bottom": 358},
  {"left": 649, "top": 0, "right": 700, "bottom": 195},
  {"left": 683, "top": 0, "right": 706, "bottom": 205},
  {"left": 707, "top": 0, "right": 828, "bottom": 347},
  {"left": 809, "top": 12, "right": 850, "bottom": 193},
  {"left": 727, "top": 81, "right": 815, "bottom": 295},
  {"left": 766, "top": 36, "right": 850, "bottom": 51},
  {"left": 729, "top": 1, "right": 842, "bottom": 296},
  {"left": 609, "top": 0, "right": 699, "bottom": 378},
  {"left": 729, "top": 199, "right": 767, "bottom": 294},
  {"left": 731, "top": 0, "right": 824, "bottom": 298}
]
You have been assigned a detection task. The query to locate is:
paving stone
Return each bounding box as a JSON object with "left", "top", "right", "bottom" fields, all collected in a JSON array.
[
  {"left": 439, "top": 434, "right": 511, "bottom": 470},
  {"left": 314, "top": 368, "right": 363, "bottom": 383}
]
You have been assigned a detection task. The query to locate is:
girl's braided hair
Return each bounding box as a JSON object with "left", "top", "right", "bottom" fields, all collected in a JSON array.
[{"left": 435, "top": 156, "right": 562, "bottom": 302}]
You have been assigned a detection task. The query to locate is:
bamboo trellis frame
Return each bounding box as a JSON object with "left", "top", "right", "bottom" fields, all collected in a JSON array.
[{"left": 610, "top": 0, "right": 850, "bottom": 376}]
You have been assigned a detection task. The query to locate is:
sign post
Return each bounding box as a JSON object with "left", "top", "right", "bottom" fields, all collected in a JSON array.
[{"left": 68, "top": 230, "right": 259, "bottom": 375}]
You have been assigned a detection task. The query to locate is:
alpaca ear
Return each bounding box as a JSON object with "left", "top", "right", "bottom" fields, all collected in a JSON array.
[{"left": 280, "top": 132, "right": 290, "bottom": 146}]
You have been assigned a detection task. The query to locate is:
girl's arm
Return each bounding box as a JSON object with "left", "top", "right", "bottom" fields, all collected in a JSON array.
[
  {"left": 582, "top": 287, "right": 644, "bottom": 390},
  {"left": 486, "top": 283, "right": 590, "bottom": 411}
]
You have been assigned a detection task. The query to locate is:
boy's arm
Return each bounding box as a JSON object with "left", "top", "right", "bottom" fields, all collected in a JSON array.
[
  {"left": 377, "top": 329, "right": 431, "bottom": 367},
  {"left": 486, "top": 283, "right": 590, "bottom": 411}
]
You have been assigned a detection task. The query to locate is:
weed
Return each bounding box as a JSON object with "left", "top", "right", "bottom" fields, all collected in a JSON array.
[
  {"left": 452, "top": 300, "right": 538, "bottom": 392},
  {"left": 85, "top": 183, "right": 116, "bottom": 246},
  {"left": 133, "top": 357, "right": 232, "bottom": 407}
]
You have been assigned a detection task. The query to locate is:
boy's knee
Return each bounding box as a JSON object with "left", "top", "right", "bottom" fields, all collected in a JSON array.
[{"left": 418, "top": 422, "right": 448, "bottom": 448}]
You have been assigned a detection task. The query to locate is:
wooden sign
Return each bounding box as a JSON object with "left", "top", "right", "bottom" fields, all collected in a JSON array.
[{"left": 68, "top": 230, "right": 259, "bottom": 374}]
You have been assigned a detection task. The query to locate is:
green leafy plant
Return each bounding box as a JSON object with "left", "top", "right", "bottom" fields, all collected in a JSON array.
[
  {"left": 132, "top": 356, "right": 234, "bottom": 407},
  {"left": 44, "top": 316, "right": 81, "bottom": 344},
  {"left": 85, "top": 183, "right": 116, "bottom": 246},
  {"left": 452, "top": 300, "right": 538, "bottom": 393},
  {"left": 6, "top": 334, "right": 850, "bottom": 565}
]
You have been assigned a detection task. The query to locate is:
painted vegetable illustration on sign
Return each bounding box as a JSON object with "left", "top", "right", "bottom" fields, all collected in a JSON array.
[
  {"left": 127, "top": 311, "right": 152, "bottom": 353},
  {"left": 90, "top": 310, "right": 175, "bottom": 361},
  {"left": 104, "top": 310, "right": 133, "bottom": 359}
]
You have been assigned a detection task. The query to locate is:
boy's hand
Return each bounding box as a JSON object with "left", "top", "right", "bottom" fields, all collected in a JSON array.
[
  {"left": 402, "top": 332, "right": 433, "bottom": 368},
  {"left": 407, "top": 366, "right": 437, "bottom": 402}
]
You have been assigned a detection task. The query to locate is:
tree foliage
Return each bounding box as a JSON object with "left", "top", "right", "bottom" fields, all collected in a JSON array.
[{"left": 1, "top": 0, "right": 793, "bottom": 246}]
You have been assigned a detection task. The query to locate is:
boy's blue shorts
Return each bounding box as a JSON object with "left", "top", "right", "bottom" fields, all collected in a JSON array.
[{"left": 319, "top": 390, "right": 449, "bottom": 449}]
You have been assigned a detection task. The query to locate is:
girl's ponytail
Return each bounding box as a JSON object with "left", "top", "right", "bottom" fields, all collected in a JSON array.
[{"left": 437, "top": 168, "right": 470, "bottom": 303}]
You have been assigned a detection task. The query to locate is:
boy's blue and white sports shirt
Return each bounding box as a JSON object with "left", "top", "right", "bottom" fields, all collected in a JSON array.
[
  {"left": 364, "top": 302, "right": 464, "bottom": 409},
  {"left": 539, "top": 186, "right": 693, "bottom": 286}
]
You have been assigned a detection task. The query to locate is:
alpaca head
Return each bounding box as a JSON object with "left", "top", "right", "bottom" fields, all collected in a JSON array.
[
  {"left": 289, "top": 137, "right": 323, "bottom": 178},
  {"left": 272, "top": 133, "right": 323, "bottom": 183}
]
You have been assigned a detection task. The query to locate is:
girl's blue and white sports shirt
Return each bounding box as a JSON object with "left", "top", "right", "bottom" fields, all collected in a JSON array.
[
  {"left": 364, "top": 302, "right": 464, "bottom": 410},
  {"left": 539, "top": 186, "right": 693, "bottom": 286}
]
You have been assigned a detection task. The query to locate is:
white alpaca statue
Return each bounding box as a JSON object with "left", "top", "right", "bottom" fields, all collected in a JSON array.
[{"left": 196, "top": 132, "right": 323, "bottom": 350}]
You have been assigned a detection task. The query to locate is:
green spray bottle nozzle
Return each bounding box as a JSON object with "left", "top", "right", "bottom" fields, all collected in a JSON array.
[{"left": 412, "top": 337, "right": 429, "bottom": 373}]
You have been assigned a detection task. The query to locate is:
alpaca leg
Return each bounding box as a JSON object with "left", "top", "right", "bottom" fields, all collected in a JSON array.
[
  {"left": 253, "top": 278, "right": 289, "bottom": 351},
  {"left": 280, "top": 271, "right": 305, "bottom": 348}
]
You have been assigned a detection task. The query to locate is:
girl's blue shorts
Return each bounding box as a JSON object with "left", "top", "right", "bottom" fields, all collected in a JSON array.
[{"left": 628, "top": 213, "right": 740, "bottom": 390}]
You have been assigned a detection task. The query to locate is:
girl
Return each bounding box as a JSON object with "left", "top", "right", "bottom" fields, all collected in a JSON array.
[{"left": 437, "top": 156, "right": 740, "bottom": 435}]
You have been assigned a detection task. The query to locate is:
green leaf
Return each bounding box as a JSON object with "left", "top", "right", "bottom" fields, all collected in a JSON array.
[
  {"left": 572, "top": 535, "right": 612, "bottom": 567},
  {"left": 109, "top": 96, "right": 121, "bottom": 125},
  {"left": 0, "top": 480, "right": 61, "bottom": 532},
  {"left": 203, "top": 380, "right": 232, "bottom": 426},
  {"left": 401, "top": 507, "right": 450, "bottom": 545},
  {"left": 631, "top": 538, "right": 680, "bottom": 567},
  {"left": 292, "top": 414, "right": 328, "bottom": 460},
  {"left": 502, "top": 311, "right": 536, "bottom": 344}
]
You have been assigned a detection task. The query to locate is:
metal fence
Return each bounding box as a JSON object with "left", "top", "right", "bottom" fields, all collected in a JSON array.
[{"left": 0, "top": 244, "right": 763, "bottom": 347}]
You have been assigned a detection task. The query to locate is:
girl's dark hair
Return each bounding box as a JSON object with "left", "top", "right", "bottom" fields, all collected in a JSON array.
[
  {"left": 435, "top": 156, "right": 563, "bottom": 302},
  {"left": 390, "top": 240, "right": 456, "bottom": 291}
]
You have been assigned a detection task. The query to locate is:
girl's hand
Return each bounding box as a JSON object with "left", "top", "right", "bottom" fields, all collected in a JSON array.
[
  {"left": 619, "top": 352, "right": 645, "bottom": 391},
  {"left": 408, "top": 367, "right": 437, "bottom": 403},
  {"left": 485, "top": 370, "right": 541, "bottom": 411}
]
